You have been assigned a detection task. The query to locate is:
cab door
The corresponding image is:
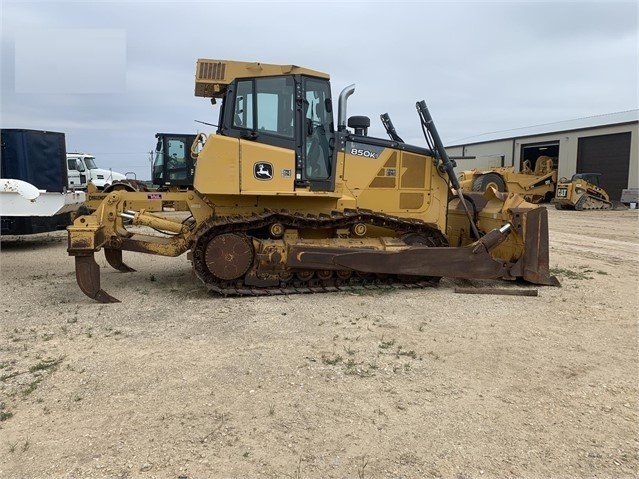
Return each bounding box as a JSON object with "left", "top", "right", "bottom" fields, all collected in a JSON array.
[
  {"left": 67, "top": 158, "right": 87, "bottom": 189},
  {"left": 223, "top": 76, "right": 297, "bottom": 194},
  {"left": 301, "top": 77, "right": 335, "bottom": 191}
]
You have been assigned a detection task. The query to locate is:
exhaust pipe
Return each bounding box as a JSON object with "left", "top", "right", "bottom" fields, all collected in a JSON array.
[{"left": 337, "top": 84, "right": 355, "bottom": 131}]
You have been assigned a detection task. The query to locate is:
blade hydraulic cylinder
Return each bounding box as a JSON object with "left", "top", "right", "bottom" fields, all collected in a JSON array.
[{"left": 416, "top": 100, "right": 480, "bottom": 239}]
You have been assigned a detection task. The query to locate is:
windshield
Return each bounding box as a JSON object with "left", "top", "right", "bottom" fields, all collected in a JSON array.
[{"left": 84, "top": 157, "right": 98, "bottom": 169}]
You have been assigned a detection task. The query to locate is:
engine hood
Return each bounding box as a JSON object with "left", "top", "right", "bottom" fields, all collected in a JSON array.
[{"left": 89, "top": 169, "right": 126, "bottom": 181}]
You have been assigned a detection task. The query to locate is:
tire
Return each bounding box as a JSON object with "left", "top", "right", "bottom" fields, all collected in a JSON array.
[
  {"left": 472, "top": 173, "right": 506, "bottom": 193},
  {"left": 103, "top": 179, "right": 149, "bottom": 193}
]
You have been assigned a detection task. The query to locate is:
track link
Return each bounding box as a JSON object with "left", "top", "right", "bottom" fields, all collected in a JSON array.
[
  {"left": 575, "top": 194, "right": 612, "bottom": 210},
  {"left": 191, "top": 209, "right": 447, "bottom": 296}
]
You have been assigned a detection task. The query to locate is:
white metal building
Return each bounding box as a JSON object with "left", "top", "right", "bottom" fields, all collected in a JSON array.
[{"left": 446, "top": 110, "right": 638, "bottom": 200}]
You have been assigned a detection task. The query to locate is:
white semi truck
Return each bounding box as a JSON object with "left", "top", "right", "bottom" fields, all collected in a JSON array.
[{"left": 66, "top": 152, "right": 127, "bottom": 190}]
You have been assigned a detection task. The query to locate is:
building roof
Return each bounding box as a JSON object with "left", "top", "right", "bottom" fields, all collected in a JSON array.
[{"left": 447, "top": 109, "right": 639, "bottom": 147}]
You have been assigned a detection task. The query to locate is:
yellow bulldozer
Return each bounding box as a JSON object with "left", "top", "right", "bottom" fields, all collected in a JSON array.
[
  {"left": 458, "top": 155, "right": 558, "bottom": 203},
  {"left": 67, "top": 58, "right": 559, "bottom": 303},
  {"left": 553, "top": 173, "right": 613, "bottom": 210}
]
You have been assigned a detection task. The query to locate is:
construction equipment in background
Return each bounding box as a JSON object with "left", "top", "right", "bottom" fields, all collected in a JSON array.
[
  {"left": 82, "top": 132, "right": 200, "bottom": 211},
  {"left": 458, "top": 155, "right": 558, "bottom": 203},
  {"left": 553, "top": 173, "right": 613, "bottom": 210},
  {"left": 1, "top": 129, "right": 85, "bottom": 235},
  {"left": 151, "top": 133, "right": 199, "bottom": 189},
  {"left": 67, "top": 58, "right": 559, "bottom": 303}
]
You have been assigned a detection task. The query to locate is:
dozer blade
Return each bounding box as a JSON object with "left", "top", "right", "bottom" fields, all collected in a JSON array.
[
  {"left": 104, "top": 248, "right": 136, "bottom": 272},
  {"left": 521, "top": 207, "right": 560, "bottom": 286},
  {"left": 75, "top": 254, "right": 120, "bottom": 303}
]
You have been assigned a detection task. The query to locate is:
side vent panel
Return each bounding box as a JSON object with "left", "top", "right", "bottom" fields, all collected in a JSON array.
[{"left": 198, "top": 61, "right": 226, "bottom": 81}]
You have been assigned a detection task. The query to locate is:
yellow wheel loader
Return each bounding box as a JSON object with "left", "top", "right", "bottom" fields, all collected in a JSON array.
[
  {"left": 553, "top": 173, "right": 613, "bottom": 210},
  {"left": 458, "top": 155, "right": 558, "bottom": 203},
  {"left": 67, "top": 59, "right": 559, "bottom": 303}
]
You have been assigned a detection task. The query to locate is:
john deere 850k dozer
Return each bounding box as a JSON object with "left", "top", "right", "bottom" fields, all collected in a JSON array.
[{"left": 67, "top": 59, "right": 559, "bottom": 302}]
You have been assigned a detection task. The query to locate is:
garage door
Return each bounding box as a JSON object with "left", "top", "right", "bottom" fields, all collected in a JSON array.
[{"left": 577, "top": 132, "right": 631, "bottom": 200}]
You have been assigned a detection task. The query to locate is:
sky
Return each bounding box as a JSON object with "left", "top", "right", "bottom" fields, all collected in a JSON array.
[{"left": 1, "top": 0, "right": 638, "bottom": 181}]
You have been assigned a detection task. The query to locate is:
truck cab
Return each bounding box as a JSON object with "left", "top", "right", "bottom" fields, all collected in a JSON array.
[{"left": 66, "top": 153, "right": 126, "bottom": 190}]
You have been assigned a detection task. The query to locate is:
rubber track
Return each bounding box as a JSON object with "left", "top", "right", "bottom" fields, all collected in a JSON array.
[
  {"left": 575, "top": 194, "right": 612, "bottom": 210},
  {"left": 190, "top": 209, "right": 446, "bottom": 296}
]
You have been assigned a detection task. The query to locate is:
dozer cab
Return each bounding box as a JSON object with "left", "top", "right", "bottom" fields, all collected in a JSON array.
[
  {"left": 67, "top": 58, "right": 559, "bottom": 303},
  {"left": 458, "top": 155, "right": 558, "bottom": 203},
  {"left": 151, "top": 133, "right": 198, "bottom": 189},
  {"left": 553, "top": 173, "right": 612, "bottom": 210}
]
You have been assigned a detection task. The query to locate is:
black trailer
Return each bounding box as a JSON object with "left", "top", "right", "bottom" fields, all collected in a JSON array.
[{"left": 1, "top": 128, "right": 73, "bottom": 235}]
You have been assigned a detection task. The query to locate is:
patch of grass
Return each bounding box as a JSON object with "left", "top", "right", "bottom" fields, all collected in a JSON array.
[
  {"left": 321, "top": 353, "right": 343, "bottom": 365},
  {"left": 550, "top": 267, "right": 592, "bottom": 280},
  {"left": 379, "top": 335, "right": 395, "bottom": 350},
  {"left": 22, "top": 378, "right": 42, "bottom": 397},
  {"left": 581, "top": 267, "right": 608, "bottom": 275},
  {"left": 0, "top": 403, "right": 13, "bottom": 422},
  {"left": 0, "top": 371, "right": 21, "bottom": 382},
  {"left": 345, "top": 366, "right": 375, "bottom": 378},
  {"left": 345, "top": 358, "right": 357, "bottom": 370},
  {"left": 29, "top": 357, "right": 62, "bottom": 373},
  {"left": 396, "top": 347, "right": 418, "bottom": 360}
]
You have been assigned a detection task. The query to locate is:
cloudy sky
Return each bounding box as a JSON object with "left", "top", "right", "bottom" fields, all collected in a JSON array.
[{"left": 1, "top": 1, "right": 637, "bottom": 180}]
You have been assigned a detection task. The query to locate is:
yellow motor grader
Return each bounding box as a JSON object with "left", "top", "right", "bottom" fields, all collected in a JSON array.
[{"left": 67, "top": 59, "right": 559, "bottom": 303}]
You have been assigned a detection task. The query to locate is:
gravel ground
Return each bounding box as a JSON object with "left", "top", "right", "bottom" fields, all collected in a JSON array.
[{"left": 0, "top": 207, "right": 638, "bottom": 479}]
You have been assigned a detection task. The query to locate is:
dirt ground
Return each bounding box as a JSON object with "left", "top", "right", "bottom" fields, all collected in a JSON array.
[{"left": 0, "top": 207, "right": 637, "bottom": 479}]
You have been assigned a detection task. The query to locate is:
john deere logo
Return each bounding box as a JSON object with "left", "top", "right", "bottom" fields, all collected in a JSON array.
[{"left": 254, "top": 162, "right": 273, "bottom": 180}]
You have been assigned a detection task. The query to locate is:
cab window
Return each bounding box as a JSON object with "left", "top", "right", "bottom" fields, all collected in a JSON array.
[
  {"left": 233, "top": 80, "right": 254, "bottom": 129},
  {"left": 232, "top": 76, "right": 294, "bottom": 139}
]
